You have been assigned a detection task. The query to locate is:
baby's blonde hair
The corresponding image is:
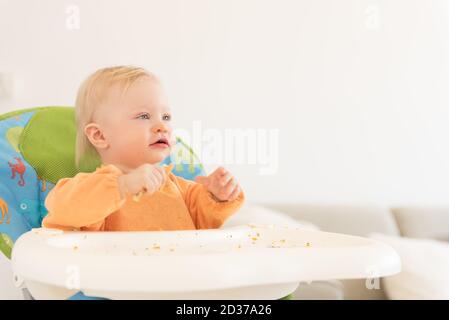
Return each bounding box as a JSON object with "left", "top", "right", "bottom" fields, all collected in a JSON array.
[{"left": 75, "top": 65, "right": 156, "bottom": 169}]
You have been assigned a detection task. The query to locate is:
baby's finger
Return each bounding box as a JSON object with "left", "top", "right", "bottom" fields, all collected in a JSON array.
[
  {"left": 133, "top": 181, "right": 149, "bottom": 201},
  {"left": 148, "top": 167, "right": 164, "bottom": 188},
  {"left": 220, "top": 177, "right": 237, "bottom": 199},
  {"left": 156, "top": 168, "right": 167, "bottom": 186},
  {"left": 227, "top": 185, "right": 241, "bottom": 202},
  {"left": 219, "top": 172, "right": 232, "bottom": 187},
  {"left": 211, "top": 166, "right": 227, "bottom": 177},
  {"left": 209, "top": 174, "right": 224, "bottom": 192},
  {"left": 142, "top": 166, "right": 160, "bottom": 184},
  {"left": 144, "top": 175, "right": 158, "bottom": 193},
  {"left": 157, "top": 165, "right": 166, "bottom": 176},
  {"left": 152, "top": 166, "right": 165, "bottom": 181}
]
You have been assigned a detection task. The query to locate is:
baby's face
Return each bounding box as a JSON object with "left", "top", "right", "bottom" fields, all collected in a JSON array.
[{"left": 92, "top": 77, "right": 175, "bottom": 170}]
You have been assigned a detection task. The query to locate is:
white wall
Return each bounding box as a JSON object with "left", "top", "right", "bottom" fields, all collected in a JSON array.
[{"left": 1, "top": 0, "right": 449, "bottom": 206}]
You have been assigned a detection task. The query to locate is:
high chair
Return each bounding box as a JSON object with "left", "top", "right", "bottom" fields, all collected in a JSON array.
[{"left": 0, "top": 107, "right": 401, "bottom": 300}]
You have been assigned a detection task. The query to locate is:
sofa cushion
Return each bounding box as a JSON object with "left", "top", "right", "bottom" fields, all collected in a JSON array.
[{"left": 392, "top": 207, "right": 449, "bottom": 241}]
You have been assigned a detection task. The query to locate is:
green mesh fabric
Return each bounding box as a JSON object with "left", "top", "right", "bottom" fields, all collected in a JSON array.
[
  {"left": 19, "top": 107, "right": 100, "bottom": 184},
  {"left": 0, "top": 232, "right": 13, "bottom": 259}
]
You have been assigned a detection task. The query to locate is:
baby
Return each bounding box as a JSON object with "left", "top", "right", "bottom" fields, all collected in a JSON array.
[{"left": 42, "top": 66, "right": 245, "bottom": 231}]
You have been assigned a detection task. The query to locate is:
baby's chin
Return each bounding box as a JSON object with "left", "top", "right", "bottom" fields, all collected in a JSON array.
[{"left": 146, "top": 148, "right": 171, "bottom": 164}]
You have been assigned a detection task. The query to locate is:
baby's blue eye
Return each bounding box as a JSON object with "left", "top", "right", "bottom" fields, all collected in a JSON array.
[{"left": 137, "top": 113, "right": 150, "bottom": 120}]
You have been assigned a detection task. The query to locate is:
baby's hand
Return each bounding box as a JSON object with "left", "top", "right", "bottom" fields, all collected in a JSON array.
[
  {"left": 117, "top": 164, "right": 166, "bottom": 200},
  {"left": 195, "top": 167, "right": 241, "bottom": 202}
]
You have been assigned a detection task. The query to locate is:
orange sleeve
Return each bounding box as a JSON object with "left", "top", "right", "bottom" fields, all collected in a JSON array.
[
  {"left": 173, "top": 175, "right": 245, "bottom": 229},
  {"left": 42, "top": 164, "right": 126, "bottom": 231}
]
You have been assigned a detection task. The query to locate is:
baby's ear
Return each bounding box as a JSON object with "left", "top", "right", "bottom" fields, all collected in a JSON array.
[{"left": 84, "top": 123, "right": 108, "bottom": 149}]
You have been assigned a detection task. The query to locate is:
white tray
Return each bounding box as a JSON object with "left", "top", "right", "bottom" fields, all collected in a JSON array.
[{"left": 11, "top": 224, "right": 401, "bottom": 299}]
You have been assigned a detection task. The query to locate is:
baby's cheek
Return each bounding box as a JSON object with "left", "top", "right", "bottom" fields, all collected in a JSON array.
[
  {"left": 113, "top": 132, "right": 145, "bottom": 156},
  {"left": 115, "top": 133, "right": 139, "bottom": 150}
]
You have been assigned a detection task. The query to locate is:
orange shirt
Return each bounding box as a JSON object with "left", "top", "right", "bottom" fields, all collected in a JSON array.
[{"left": 42, "top": 164, "right": 245, "bottom": 231}]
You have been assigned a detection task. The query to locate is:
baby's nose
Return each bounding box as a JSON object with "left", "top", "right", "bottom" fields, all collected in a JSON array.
[{"left": 152, "top": 123, "right": 169, "bottom": 133}]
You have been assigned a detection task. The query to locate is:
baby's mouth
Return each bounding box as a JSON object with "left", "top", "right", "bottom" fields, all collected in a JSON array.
[{"left": 149, "top": 137, "right": 170, "bottom": 148}]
